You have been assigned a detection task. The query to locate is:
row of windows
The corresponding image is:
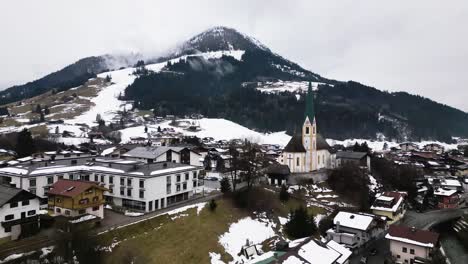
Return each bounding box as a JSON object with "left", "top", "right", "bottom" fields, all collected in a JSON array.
[
  {"left": 55, "top": 207, "right": 98, "bottom": 215},
  {"left": 28, "top": 171, "right": 198, "bottom": 194},
  {"left": 401, "top": 247, "right": 415, "bottom": 254},
  {"left": 4, "top": 210, "right": 36, "bottom": 221},
  {"left": 10, "top": 200, "right": 30, "bottom": 208},
  {"left": 166, "top": 173, "right": 192, "bottom": 184},
  {"left": 166, "top": 182, "right": 189, "bottom": 194}
]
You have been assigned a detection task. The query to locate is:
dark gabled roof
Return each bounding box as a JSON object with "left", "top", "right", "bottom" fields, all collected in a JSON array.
[
  {"left": 387, "top": 225, "right": 439, "bottom": 246},
  {"left": 265, "top": 164, "right": 290, "bottom": 175},
  {"left": 48, "top": 179, "right": 106, "bottom": 198},
  {"left": 316, "top": 134, "right": 330, "bottom": 150},
  {"left": 0, "top": 185, "right": 37, "bottom": 207},
  {"left": 0, "top": 185, "right": 22, "bottom": 207},
  {"left": 336, "top": 151, "right": 368, "bottom": 160},
  {"left": 283, "top": 134, "right": 306, "bottom": 153}
]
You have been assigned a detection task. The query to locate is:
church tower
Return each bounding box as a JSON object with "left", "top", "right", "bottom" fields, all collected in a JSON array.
[{"left": 302, "top": 82, "right": 317, "bottom": 172}]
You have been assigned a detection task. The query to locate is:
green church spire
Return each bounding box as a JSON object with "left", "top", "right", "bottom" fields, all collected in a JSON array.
[{"left": 304, "top": 81, "right": 315, "bottom": 122}]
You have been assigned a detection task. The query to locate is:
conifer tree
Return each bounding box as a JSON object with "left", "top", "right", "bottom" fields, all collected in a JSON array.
[
  {"left": 16, "top": 129, "right": 36, "bottom": 157},
  {"left": 220, "top": 177, "right": 231, "bottom": 193}
]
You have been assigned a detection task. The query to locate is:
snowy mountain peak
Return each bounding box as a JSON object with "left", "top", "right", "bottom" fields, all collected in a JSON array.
[{"left": 175, "top": 26, "right": 270, "bottom": 56}]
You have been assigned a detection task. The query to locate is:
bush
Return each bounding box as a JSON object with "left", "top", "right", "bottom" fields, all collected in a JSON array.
[
  {"left": 209, "top": 199, "right": 217, "bottom": 212},
  {"left": 285, "top": 206, "right": 317, "bottom": 239},
  {"left": 220, "top": 177, "right": 231, "bottom": 193},
  {"left": 279, "top": 185, "right": 290, "bottom": 202}
]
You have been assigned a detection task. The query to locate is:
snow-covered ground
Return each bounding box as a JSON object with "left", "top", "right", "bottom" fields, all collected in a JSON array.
[
  {"left": 119, "top": 118, "right": 291, "bottom": 146},
  {"left": 67, "top": 67, "right": 136, "bottom": 126},
  {"left": 326, "top": 138, "right": 460, "bottom": 151},
  {"left": 216, "top": 217, "right": 276, "bottom": 264},
  {"left": 255, "top": 80, "right": 330, "bottom": 94}
]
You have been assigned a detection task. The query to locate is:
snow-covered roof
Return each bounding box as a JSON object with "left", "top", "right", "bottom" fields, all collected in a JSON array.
[
  {"left": 150, "top": 166, "right": 195, "bottom": 176},
  {"left": 333, "top": 212, "right": 374, "bottom": 231},
  {"left": 326, "top": 240, "right": 352, "bottom": 264},
  {"left": 100, "top": 147, "right": 116, "bottom": 156},
  {"left": 434, "top": 188, "right": 457, "bottom": 197},
  {"left": 441, "top": 179, "right": 462, "bottom": 187},
  {"left": 297, "top": 239, "right": 340, "bottom": 264},
  {"left": 371, "top": 192, "right": 405, "bottom": 213},
  {"left": 376, "top": 196, "right": 394, "bottom": 202},
  {"left": 0, "top": 167, "right": 29, "bottom": 175}
]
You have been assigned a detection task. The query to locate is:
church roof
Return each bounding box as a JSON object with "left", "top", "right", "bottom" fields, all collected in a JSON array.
[
  {"left": 265, "top": 164, "right": 291, "bottom": 175},
  {"left": 283, "top": 134, "right": 306, "bottom": 153},
  {"left": 317, "top": 134, "right": 331, "bottom": 150},
  {"left": 304, "top": 82, "right": 315, "bottom": 122}
]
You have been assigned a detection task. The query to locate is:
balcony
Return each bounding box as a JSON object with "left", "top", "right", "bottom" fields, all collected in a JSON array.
[{"left": 1, "top": 215, "right": 39, "bottom": 228}]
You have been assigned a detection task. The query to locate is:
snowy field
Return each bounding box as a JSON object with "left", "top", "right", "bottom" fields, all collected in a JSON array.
[
  {"left": 119, "top": 118, "right": 291, "bottom": 146},
  {"left": 256, "top": 80, "right": 330, "bottom": 94}
]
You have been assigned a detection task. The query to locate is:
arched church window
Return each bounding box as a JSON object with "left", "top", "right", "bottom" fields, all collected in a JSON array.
[
  {"left": 296, "top": 157, "right": 300, "bottom": 166},
  {"left": 313, "top": 126, "right": 316, "bottom": 134},
  {"left": 305, "top": 127, "right": 310, "bottom": 134}
]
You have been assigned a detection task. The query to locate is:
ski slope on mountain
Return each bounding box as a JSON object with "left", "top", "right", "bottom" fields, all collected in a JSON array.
[{"left": 66, "top": 50, "right": 245, "bottom": 127}]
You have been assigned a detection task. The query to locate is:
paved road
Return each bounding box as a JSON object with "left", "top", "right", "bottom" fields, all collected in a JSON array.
[{"left": 400, "top": 208, "right": 467, "bottom": 230}]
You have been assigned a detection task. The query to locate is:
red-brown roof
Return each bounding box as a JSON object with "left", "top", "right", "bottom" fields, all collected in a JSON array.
[
  {"left": 48, "top": 179, "right": 104, "bottom": 197},
  {"left": 388, "top": 225, "right": 439, "bottom": 246}
]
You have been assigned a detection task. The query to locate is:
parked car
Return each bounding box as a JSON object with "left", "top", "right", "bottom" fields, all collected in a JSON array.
[
  {"left": 370, "top": 248, "right": 377, "bottom": 256},
  {"left": 360, "top": 257, "right": 368, "bottom": 264}
]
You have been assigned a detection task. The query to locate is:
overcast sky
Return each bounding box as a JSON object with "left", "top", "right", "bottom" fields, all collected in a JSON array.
[{"left": 1, "top": 0, "right": 467, "bottom": 111}]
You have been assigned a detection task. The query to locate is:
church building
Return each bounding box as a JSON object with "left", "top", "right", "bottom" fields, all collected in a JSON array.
[{"left": 278, "top": 82, "right": 333, "bottom": 173}]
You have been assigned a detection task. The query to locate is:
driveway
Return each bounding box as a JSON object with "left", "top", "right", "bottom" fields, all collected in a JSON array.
[
  {"left": 349, "top": 238, "right": 390, "bottom": 264},
  {"left": 96, "top": 192, "right": 222, "bottom": 234}
]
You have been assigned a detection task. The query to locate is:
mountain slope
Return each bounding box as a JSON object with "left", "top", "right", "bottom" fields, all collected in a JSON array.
[
  {"left": 0, "top": 54, "right": 141, "bottom": 106},
  {"left": 2, "top": 26, "right": 468, "bottom": 142},
  {"left": 123, "top": 27, "right": 468, "bottom": 142}
]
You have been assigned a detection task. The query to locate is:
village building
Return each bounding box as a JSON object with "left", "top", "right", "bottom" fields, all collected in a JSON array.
[
  {"left": 326, "top": 211, "right": 387, "bottom": 249},
  {"left": 371, "top": 191, "right": 406, "bottom": 224},
  {"left": 386, "top": 225, "right": 439, "bottom": 264},
  {"left": 423, "top": 143, "right": 445, "bottom": 153},
  {"left": 0, "top": 157, "right": 203, "bottom": 213},
  {"left": 265, "top": 164, "right": 290, "bottom": 186},
  {"left": 399, "top": 142, "right": 419, "bottom": 152},
  {"left": 433, "top": 188, "right": 460, "bottom": 209},
  {"left": 335, "top": 151, "right": 371, "bottom": 171},
  {"left": 123, "top": 146, "right": 202, "bottom": 166},
  {"left": 278, "top": 82, "right": 334, "bottom": 173},
  {"left": 47, "top": 179, "right": 107, "bottom": 219},
  {"left": 0, "top": 185, "right": 40, "bottom": 241},
  {"left": 252, "top": 237, "right": 352, "bottom": 264}
]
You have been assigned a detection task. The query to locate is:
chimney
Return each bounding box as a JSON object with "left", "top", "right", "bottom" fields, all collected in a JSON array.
[{"left": 336, "top": 221, "right": 340, "bottom": 233}]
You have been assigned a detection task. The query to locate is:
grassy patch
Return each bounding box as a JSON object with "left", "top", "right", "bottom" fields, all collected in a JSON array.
[
  {"left": 100, "top": 199, "right": 248, "bottom": 264},
  {"left": 0, "top": 78, "right": 106, "bottom": 130}
]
